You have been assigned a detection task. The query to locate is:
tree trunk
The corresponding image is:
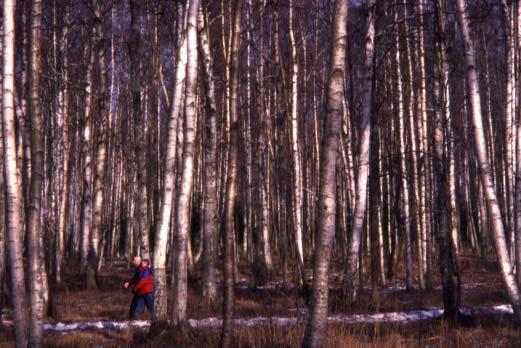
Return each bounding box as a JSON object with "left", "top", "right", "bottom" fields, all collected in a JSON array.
[
  {"left": 89, "top": 2, "right": 108, "bottom": 289},
  {"left": 0, "top": 19, "right": 6, "bottom": 331},
  {"left": 220, "top": 0, "right": 242, "bottom": 346},
  {"left": 501, "top": 1, "right": 516, "bottom": 253},
  {"left": 198, "top": 5, "right": 219, "bottom": 306},
  {"left": 2, "top": 0, "right": 29, "bottom": 344},
  {"left": 433, "top": 0, "right": 461, "bottom": 320},
  {"left": 415, "top": 0, "right": 432, "bottom": 290},
  {"left": 516, "top": 0, "right": 521, "bottom": 287},
  {"left": 289, "top": 0, "right": 305, "bottom": 280},
  {"left": 301, "top": 0, "right": 347, "bottom": 346},
  {"left": 343, "top": 0, "right": 375, "bottom": 304},
  {"left": 151, "top": 1, "right": 187, "bottom": 332},
  {"left": 172, "top": 0, "right": 200, "bottom": 330},
  {"left": 455, "top": 0, "right": 521, "bottom": 320},
  {"left": 27, "top": 0, "right": 46, "bottom": 344},
  {"left": 129, "top": 0, "right": 151, "bottom": 261},
  {"left": 80, "top": 46, "right": 95, "bottom": 288},
  {"left": 393, "top": 2, "right": 413, "bottom": 290},
  {"left": 55, "top": 7, "right": 69, "bottom": 287}
]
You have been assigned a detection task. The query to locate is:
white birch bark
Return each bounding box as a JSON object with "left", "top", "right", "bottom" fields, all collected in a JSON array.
[
  {"left": 455, "top": 0, "right": 521, "bottom": 320},
  {"left": 198, "top": 5, "right": 219, "bottom": 305},
  {"left": 172, "top": 0, "right": 200, "bottom": 329},
  {"left": 394, "top": 3, "right": 413, "bottom": 290},
  {"left": 302, "top": 0, "right": 348, "bottom": 346},
  {"left": 289, "top": 0, "right": 304, "bottom": 270},
  {"left": 27, "top": 0, "right": 46, "bottom": 343},
  {"left": 151, "top": 2, "right": 186, "bottom": 330},
  {"left": 2, "top": 0, "right": 29, "bottom": 344},
  {"left": 343, "top": 0, "right": 375, "bottom": 303}
]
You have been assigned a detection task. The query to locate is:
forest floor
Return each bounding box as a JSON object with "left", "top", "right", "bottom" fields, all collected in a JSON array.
[{"left": 1, "top": 254, "right": 520, "bottom": 347}]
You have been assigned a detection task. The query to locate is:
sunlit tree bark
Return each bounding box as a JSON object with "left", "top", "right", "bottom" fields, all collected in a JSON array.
[
  {"left": 343, "top": 0, "right": 375, "bottom": 303},
  {"left": 54, "top": 3, "right": 69, "bottom": 287},
  {"left": 152, "top": 1, "right": 187, "bottom": 332},
  {"left": 172, "top": 0, "right": 200, "bottom": 330},
  {"left": 80, "top": 46, "right": 95, "bottom": 289},
  {"left": 220, "top": 0, "right": 241, "bottom": 345},
  {"left": 2, "top": 0, "right": 29, "bottom": 344},
  {"left": 415, "top": 0, "right": 432, "bottom": 289},
  {"left": 455, "top": 0, "right": 521, "bottom": 321},
  {"left": 89, "top": 0, "right": 108, "bottom": 288},
  {"left": 27, "top": 0, "right": 46, "bottom": 344},
  {"left": 289, "top": 0, "right": 304, "bottom": 276},
  {"left": 302, "top": 0, "right": 347, "bottom": 346},
  {"left": 198, "top": 5, "right": 219, "bottom": 305},
  {"left": 393, "top": 2, "right": 413, "bottom": 290}
]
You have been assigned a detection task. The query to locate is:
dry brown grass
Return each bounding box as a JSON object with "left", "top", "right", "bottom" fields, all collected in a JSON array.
[
  {"left": 3, "top": 316, "right": 518, "bottom": 347},
  {"left": 1, "top": 253, "right": 519, "bottom": 347}
]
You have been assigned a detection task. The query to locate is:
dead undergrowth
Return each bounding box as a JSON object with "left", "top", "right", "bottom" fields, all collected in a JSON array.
[{"left": 0, "top": 253, "right": 519, "bottom": 346}]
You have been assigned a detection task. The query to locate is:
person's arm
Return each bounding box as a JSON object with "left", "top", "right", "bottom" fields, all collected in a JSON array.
[
  {"left": 130, "top": 268, "right": 140, "bottom": 286},
  {"left": 124, "top": 267, "right": 140, "bottom": 288}
]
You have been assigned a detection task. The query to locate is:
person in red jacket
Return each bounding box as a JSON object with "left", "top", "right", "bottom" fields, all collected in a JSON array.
[{"left": 128, "top": 259, "right": 154, "bottom": 319}]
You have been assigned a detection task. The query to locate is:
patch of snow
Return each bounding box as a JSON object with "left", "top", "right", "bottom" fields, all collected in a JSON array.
[
  {"left": 43, "top": 320, "right": 150, "bottom": 332},
  {"left": 112, "top": 260, "right": 128, "bottom": 266},
  {"left": 288, "top": 308, "right": 307, "bottom": 315},
  {"left": 460, "top": 304, "right": 513, "bottom": 316},
  {"left": 4, "top": 304, "right": 512, "bottom": 332},
  {"left": 359, "top": 282, "right": 493, "bottom": 294}
]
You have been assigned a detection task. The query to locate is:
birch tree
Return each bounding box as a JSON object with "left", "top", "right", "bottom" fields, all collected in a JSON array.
[
  {"left": 198, "top": 5, "right": 219, "bottom": 305},
  {"left": 152, "top": 1, "right": 187, "bottom": 332},
  {"left": 289, "top": 0, "right": 304, "bottom": 274},
  {"left": 455, "top": 0, "right": 521, "bottom": 320},
  {"left": 80, "top": 46, "right": 95, "bottom": 289},
  {"left": 89, "top": 0, "right": 108, "bottom": 287},
  {"left": 2, "top": 0, "right": 29, "bottom": 345},
  {"left": 27, "top": 0, "right": 46, "bottom": 343},
  {"left": 343, "top": 0, "right": 375, "bottom": 303},
  {"left": 220, "top": 0, "right": 242, "bottom": 345},
  {"left": 172, "top": 0, "right": 200, "bottom": 330},
  {"left": 302, "top": 0, "right": 347, "bottom": 346},
  {"left": 129, "top": 0, "right": 151, "bottom": 260},
  {"left": 433, "top": 0, "right": 460, "bottom": 320}
]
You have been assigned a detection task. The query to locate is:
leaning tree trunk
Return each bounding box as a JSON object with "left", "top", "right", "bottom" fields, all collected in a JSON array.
[
  {"left": 2, "top": 0, "right": 29, "bottom": 345},
  {"left": 455, "top": 0, "right": 521, "bottom": 320},
  {"left": 198, "top": 5, "right": 219, "bottom": 306},
  {"left": 301, "top": 0, "right": 347, "bottom": 346},
  {"left": 27, "top": 0, "right": 46, "bottom": 344},
  {"left": 172, "top": 0, "right": 200, "bottom": 330},
  {"left": 343, "top": 0, "right": 375, "bottom": 304},
  {"left": 151, "top": 1, "right": 187, "bottom": 332},
  {"left": 220, "top": 0, "right": 242, "bottom": 346}
]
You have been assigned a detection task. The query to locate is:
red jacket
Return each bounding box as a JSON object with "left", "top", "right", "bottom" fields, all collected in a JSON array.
[{"left": 133, "top": 265, "right": 154, "bottom": 296}]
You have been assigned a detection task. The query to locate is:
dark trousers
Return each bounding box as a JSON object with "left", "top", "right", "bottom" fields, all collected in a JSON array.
[{"left": 129, "top": 293, "right": 154, "bottom": 318}]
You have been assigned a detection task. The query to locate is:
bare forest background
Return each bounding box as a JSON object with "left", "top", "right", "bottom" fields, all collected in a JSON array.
[{"left": 1, "top": 0, "right": 521, "bottom": 347}]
